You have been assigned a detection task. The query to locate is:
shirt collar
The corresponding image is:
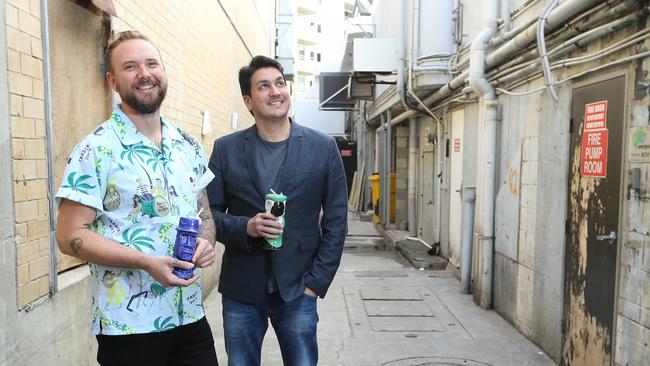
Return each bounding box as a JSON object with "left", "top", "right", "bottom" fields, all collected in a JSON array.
[{"left": 109, "top": 105, "right": 184, "bottom": 145}]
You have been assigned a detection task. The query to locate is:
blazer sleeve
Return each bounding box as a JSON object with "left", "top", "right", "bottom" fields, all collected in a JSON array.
[
  {"left": 303, "top": 137, "right": 348, "bottom": 298},
  {"left": 206, "top": 139, "right": 253, "bottom": 253}
]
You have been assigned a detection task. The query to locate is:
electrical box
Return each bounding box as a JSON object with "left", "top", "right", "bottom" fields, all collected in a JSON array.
[{"left": 353, "top": 38, "right": 397, "bottom": 73}]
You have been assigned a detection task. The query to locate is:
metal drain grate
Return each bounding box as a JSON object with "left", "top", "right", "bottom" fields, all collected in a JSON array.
[{"left": 381, "top": 356, "right": 494, "bottom": 366}]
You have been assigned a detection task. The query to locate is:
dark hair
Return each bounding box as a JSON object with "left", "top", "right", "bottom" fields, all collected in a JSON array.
[
  {"left": 238, "top": 55, "right": 285, "bottom": 97},
  {"left": 105, "top": 31, "right": 157, "bottom": 73}
]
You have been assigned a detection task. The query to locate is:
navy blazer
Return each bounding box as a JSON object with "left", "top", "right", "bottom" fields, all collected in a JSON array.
[{"left": 206, "top": 121, "right": 348, "bottom": 304}]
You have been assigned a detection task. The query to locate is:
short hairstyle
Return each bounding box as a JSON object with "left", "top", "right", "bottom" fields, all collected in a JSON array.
[
  {"left": 105, "top": 31, "right": 157, "bottom": 73},
  {"left": 238, "top": 55, "right": 285, "bottom": 97}
]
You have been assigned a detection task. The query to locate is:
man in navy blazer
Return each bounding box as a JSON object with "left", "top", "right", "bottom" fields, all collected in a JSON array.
[{"left": 206, "top": 55, "right": 348, "bottom": 365}]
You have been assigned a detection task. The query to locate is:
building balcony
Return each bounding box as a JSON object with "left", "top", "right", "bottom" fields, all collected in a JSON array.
[
  {"left": 297, "top": 0, "right": 318, "bottom": 15},
  {"left": 295, "top": 58, "right": 316, "bottom": 75},
  {"left": 296, "top": 24, "right": 318, "bottom": 46}
]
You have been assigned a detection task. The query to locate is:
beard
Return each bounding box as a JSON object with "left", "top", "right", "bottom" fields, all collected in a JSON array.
[{"left": 119, "top": 80, "right": 167, "bottom": 115}]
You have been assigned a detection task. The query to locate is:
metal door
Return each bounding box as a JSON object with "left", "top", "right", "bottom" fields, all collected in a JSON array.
[{"left": 562, "top": 76, "right": 624, "bottom": 365}]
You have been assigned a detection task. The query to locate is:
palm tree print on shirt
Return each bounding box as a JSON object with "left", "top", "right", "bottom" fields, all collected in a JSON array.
[
  {"left": 121, "top": 227, "right": 155, "bottom": 252},
  {"left": 61, "top": 172, "right": 96, "bottom": 194}
]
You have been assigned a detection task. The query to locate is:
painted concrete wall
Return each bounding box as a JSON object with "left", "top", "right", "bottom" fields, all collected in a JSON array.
[{"left": 616, "top": 32, "right": 650, "bottom": 365}]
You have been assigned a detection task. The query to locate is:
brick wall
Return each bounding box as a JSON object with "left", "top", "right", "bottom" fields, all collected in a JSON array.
[
  {"left": 5, "top": 0, "right": 275, "bottom": 308},
  {"left": 112, "top": 0, "right": 274, "bottom": 151},
  {"left": 6, "top": 0, "right": 51, "bottom": 307}
]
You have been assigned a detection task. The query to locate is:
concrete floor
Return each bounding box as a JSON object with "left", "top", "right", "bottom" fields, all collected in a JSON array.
[{"left": 204, "top": 212, "right": 556, "bottom": 365}]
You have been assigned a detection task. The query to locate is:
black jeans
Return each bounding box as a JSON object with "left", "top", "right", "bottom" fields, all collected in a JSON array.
[{"left": 96, "top": 316, "right": 218, "bottom": 366}]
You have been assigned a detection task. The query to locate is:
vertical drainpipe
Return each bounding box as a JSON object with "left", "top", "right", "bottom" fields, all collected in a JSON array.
[
  {"left": 408, "top": 118, "right": 417, "bottom": 236},
  {"left": 468, "top": 0, "right": 498, "bottom": 309},
  {"left": 383, "top": 111, "right": 392, "bottom": 227},
  {"left": 41, "top": 0, "right": 57, "bottom": 293}
]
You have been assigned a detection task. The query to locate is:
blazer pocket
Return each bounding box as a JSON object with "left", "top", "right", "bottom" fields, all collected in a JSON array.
[{"left": 299, "top": 234, "right": 320, "bottom": 252}]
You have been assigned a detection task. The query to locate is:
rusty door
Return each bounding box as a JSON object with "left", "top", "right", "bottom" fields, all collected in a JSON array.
[{"left": 562, "top": 76, "right": 624, "bottom": 365}]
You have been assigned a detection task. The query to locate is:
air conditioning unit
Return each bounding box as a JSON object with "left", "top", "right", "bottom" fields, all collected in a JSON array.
[
  {"left": 319, "top": 72, "right": 355, "bottom": 111},
  {"left": 348, "top": 73, "right": 374, "bottom": 100}
]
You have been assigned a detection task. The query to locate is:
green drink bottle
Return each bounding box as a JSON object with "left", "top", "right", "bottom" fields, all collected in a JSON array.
[{"left": 264, "top": 192, "right": 286, "bottom": 250}]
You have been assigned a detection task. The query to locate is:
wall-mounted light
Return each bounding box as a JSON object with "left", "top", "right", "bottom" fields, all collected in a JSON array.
[
  {"left": 231, "top": 112, "right": 238, "bottom": 130},
  {"left": 201, "top": 110, "right": 212, "bottom": 136}
]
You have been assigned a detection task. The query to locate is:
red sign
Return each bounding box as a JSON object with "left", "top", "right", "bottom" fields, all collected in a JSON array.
[
  {"left": 454, "top": 138, "right": 461, "bottom": 152},
  {"left": 584, "top": 101, "right": 607, "bottom": 131},
  {"left": 340, "top": 149, "right": 352, "bottom": 157},
  {"left": 581, "top": 129, "right": 608, "bottom": 177}
]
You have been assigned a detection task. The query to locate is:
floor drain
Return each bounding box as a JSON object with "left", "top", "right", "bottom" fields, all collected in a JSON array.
[{"left": 381, "top": 357, "right": 494, "bottom": 366}]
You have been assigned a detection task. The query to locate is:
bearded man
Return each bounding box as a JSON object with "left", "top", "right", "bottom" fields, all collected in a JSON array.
[{"left": 55, "top": 31, "right": 219, "bottom": 366}]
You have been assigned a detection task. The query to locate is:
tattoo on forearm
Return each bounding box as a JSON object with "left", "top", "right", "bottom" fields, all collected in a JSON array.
[
  {"left": 71, "top": 237, "right": 83, "bottom": 257},
  {"left": 198, "top": 190, "right": 216, "bottom": 244}
]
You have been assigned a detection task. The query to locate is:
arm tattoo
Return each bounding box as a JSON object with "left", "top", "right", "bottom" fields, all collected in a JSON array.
[
  {"left": 198, "top": 189, "right": 216, "bottom": 244},
  {"left": 70, "top": 237, "right": 83, "bottom": 257}
]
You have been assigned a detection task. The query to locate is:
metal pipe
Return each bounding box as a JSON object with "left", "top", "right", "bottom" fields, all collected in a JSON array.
[
  {"left": 412, "top": 0, "right": 421, "bottom": 70},
  {"left": 383, "top": 110, "right": 392, "bottom": 226},
  {"left": 468, "top": 0, "right": 498, "bottom": 309},
  {"left": 406, "top": 236, "right": 432, "bottom": 249},
  {"left": 536, "top": 0, "right": 560, "bottom": 102},
  {"left": 388, "top": 0, "right": 601, "bottom": 125},
  {"left": 408, "top": 118, "right": 417, "bottom": 236},
  {"left": 41, "top": 0, "right": 57, "bottom": 294},
  {"left": 461, "top": 186, "right": 476, "bottom": 294},
  {"left": 397, "top": 0, "right": 407, "bottom": 111},
  {"left": 494, "top": 9, "right": 645, "bottom": 86}
]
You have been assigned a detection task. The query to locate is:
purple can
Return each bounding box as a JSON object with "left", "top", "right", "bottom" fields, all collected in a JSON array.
[{"left": 172, "top": 217, "right": 200, "bottom": 280}]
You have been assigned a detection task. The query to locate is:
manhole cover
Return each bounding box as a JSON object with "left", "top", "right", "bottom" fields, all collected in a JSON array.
[{"left": 382, "top": 357, "right": 493, "bottom": 366}]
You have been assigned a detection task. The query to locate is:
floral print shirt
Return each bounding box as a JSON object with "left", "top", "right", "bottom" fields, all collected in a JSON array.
[{"left": 55, "top": 106, "right": 214, "bottom": 335}]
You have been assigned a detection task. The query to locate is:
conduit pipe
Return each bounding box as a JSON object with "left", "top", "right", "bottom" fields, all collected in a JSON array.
[
  {"left": 468, "top": 0, "right": 498, "bottom": 309},
  {"left": 408, "top": 118, "right": 417, "bottom": 236},
  {"left": 494, "top": 10, "right": 646, "bottom": 86},
  {"left": 460, "top": 186, "right": 476, "bottom": 294},
  {"left": 536, "top": 0, "right": 560, "bottom": 102},
  {"left": 41, "top": 0, "right": 58, "bottom": 293},
  {"left": 388, "top": 0, "right": 601, "bottom": 126}
]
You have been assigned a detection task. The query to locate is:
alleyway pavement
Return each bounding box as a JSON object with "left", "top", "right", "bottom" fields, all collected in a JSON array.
[{"left": 204, "top": 211, "right": 556, "bottom": 365}]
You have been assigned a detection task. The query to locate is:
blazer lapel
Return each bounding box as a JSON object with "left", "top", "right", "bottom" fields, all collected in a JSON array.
[
  {"left": 276, "top": 120, "right": 303, "bottom": 194},
  {"left": 244, "top": 127, "right": 266, "bottom": 199}
]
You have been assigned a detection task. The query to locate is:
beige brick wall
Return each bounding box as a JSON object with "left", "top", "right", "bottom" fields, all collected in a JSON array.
[
  {"left": 5, "top": 0, "right": 276, "bottom": 309},
  {"left": 112, "top": 0, "right": 275, "bottom": 155},
  {"left": 6, "top": 0, "right": 50, "bottom": 308}
]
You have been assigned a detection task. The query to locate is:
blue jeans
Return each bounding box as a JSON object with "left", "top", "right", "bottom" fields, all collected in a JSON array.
[{"left": 222, "top": 291, "right": 319, "bottom": 366}]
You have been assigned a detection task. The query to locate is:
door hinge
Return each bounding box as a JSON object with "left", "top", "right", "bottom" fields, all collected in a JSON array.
[{"left": 565, "top": 219, "right": 570, "bottom": 235}]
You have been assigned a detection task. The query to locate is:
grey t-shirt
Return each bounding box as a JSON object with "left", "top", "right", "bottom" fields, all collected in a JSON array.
[
  {"left": 254, "top": 133, "right": 288, "bottom": 194},
  {"left": 254, "top": 132, "right": 288, "bottom": 293}
]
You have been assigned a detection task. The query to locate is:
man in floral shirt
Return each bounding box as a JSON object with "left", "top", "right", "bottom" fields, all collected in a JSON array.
[{"left": 55, "top": 31, "right": 218, "bottom": 365}]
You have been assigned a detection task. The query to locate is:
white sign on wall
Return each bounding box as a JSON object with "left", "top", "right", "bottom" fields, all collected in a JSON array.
[{"left": 629, "top": 126, "right": 650, "bottom": 162}]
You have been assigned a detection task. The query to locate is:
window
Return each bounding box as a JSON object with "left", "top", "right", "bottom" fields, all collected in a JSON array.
[
  {"left": 310, "top": 51, "right": 315, "bottom": 61},
  {"left": 310, "top": 22, "right": 322, "bottom": 33},
  {"left": 317, "top": 53, "right": 321, "bottom": 62},
  {"left": 298, "top": 47, "right": 306, "bottom": 60},
  {"left": 297, "top": 76, "right": 306, "bottom": 92}
]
